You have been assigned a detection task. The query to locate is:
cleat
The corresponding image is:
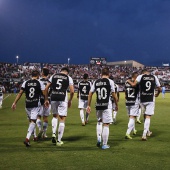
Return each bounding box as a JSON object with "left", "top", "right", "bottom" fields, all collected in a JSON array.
[
  {"left": 147, "top": 131, "right": 152, "bottom": 137},
  {"left": 24, "top": 138, "right": 31, "bottom": 147},
  {"left": 136, "top": 120, "right": 142, "bottom": 124},
  {"left": 82, "top": 122, "right": 85, "bottom": 126},
  {"left": 52, "top": 134, "right": 56, "bottom": 144},
  {"left": 57, "top": 141, "right": 64, "bottom": 146},
  {"left": 37, "top": 130, "right": 43, "bottom": 139},
  {"left": 125, "top": 133, "right": 132, "bottom": 139},
  {"left": 133, "top": 130, "right": 137, "bottom": 135},
  {"left": 142, "top": 136, "right": 147, "bottom": 141},
  {"left": 102, "top": 145, "right": 110, "bottom": 150},
  {"left": 96, "top": 141, "right": 101, "bottom": 147},
  {"left": 33, "top": 137, "right": 38, "bottom": 141},
  {"left": 85, "top": 120, "right": 88, "bottom": 124},
  {"left": 43, "top": 134, "right": 48, "bottom": 139}
]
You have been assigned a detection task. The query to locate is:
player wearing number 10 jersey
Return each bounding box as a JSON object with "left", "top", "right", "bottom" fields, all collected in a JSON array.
[
  {"left": 87, "top": 67, "right": 118, "bottom": 149},
  {"left": 127, "top": 69, "right": 161, "bottom": 141},
  {"left": 11, "top": 70, "right": 46, "bottom": 147}
]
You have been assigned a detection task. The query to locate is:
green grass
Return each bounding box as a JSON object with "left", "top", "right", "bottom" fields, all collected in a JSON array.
[{"left": 0, "top": 93, "right": 170, "bottom": 170}]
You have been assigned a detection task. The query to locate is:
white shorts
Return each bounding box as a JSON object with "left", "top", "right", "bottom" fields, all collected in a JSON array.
[
  {"left": 96, "top": 109, "right": 113, "bottom": 124},
  {"left": 126, "top": 103, "right": 140, "bottom": 117},
  {"left": 25, "top": 107, "right": 41, "bottom": 120},
  {"left": 78, "top": 99, "right": 88, "bottom": 109},
  {"left": 38, "top": 104, "right": 51, "bottom": 117},
  {"left": 140, "top": 102, "right": 155, "bottom": 116},
  {"left": 51, "top": 101, "right": 68, "bottom": 117},
  {"left": 0, "top": 96, "right": 3, "bottom": 101}
]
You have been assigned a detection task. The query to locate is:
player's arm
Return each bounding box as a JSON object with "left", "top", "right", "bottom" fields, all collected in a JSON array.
[
  {"left": 11, "top": 89, "right": 24, "bottom": 110},
  {"left": 44, "top": 82, "right": 51, "bottom": 108},
  {"left": 127, "top": 79, "right": 137, "bottom": 87},
  {"left": 68, "top": 84, "right": 74, "bottom": 108},
  {"left": 155, "top": 76, "right": 161, "bottom": 97},
  {"left": 86, "top": 91, "right": 93, "bottom": 114},
  {"left": 111, "top": 92, "right": 118, "bottom": 111}
]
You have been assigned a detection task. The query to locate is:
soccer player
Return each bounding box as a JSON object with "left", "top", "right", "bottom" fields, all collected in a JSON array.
[
  {"left": 162, "top": 85, "right": 166, "bottom": 99},
  {"left": 86, "top": 67, "right": 118, "bottom": 149},
  {"left": 11, "top": 70, "right": 46, "bottom": 147},
  {"left": 125, "top": 72, "right": 140, "bottom": 139},
  {"left": 127, "top": 69, "right": 161, "bottom": 141},
  {"left": 0, "top": 83, "right": 5, "bottom": 109},
  {"left": 77, "top": 73, "right": 91, "bottom": 126},
  {"left": 45, "top": 67, "right": 74, "bottom": 146},
  {"left": 36, "top": 67, "right": 51, "bottom": 139}
]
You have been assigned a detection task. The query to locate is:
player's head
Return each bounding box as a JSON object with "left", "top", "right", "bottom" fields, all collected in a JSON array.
[
  {"left": 42, "top": 67, "right": 49, "bottom": 76},
  {"left": 141, "top": 69, "right": 149, "bottom": 74},
  {"left": 109, "top": 75, "right": 114, "bottom": 80},
  {"left": 83, "top": 73, "right": 88, "bottom": 79},
  {"left": 31, "top": 70, "right": 40, "bottom": 78},
  {"left": 61, "top": 67, "right": 69, "bottom": 75},
  {"left": 101, "top": 67, "right": 109, "bottom": 76},
  {"left": 132, "top": 72, "right": 138, "bottom": 80}
]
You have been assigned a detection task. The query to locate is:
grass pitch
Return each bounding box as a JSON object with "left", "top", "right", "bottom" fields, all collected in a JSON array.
[{"left": 0, "top": 93, "right": 170, "bottom": 170}]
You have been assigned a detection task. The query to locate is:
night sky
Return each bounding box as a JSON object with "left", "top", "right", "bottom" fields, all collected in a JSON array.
[{"left": 0, "top": 0, "right": 170, "bottom": 66}]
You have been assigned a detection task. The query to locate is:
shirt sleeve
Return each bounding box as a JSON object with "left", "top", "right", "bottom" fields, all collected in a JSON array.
[
  {"left": 136, "top": 75, "right": 142, "bottom": 83},
  {"left": 69, "top": 76, "right": 74, "bottom": 85},
  {"left": 21, "top": 81, "right": 26, "bottom": 90},
  {"left": 109, "top": 79, "right": 115, "bottom": 93},
  {"left": 39, "top": 80, "right": 45, "bottom": 90},
  {"left": 154, "top": 76, "right": 161, "bottom": 87},
  {"left": 90, "top": 81, "right": 96, "bottom": 93}
]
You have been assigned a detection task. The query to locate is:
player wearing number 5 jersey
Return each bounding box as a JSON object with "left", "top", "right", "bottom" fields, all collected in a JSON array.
[
  {"left": 11, "top": 70, "right": 46, "bottom": 147},
  {"left": 77, "top": 73, "right": 91, "bottom": 126},
  {"left": 45, "top": 67, "right": 74, "bottom": 146},
  {"left": 86, "top": 68, "right": 118, "bottom": 149},
  {"left": 127, "top": 69, "right": 161, "bottom": 141}
]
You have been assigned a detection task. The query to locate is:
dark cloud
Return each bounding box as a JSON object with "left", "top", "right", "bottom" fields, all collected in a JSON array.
[{"left": 0, "top": 0, "right": 170, "bottom": 65}]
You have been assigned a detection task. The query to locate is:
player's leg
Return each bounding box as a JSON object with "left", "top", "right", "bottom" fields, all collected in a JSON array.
[
  {"left": 96, "top": 111, "right": 103, "bottom": 147},
  {"left": 125, "top": 115, "right": 135, "bottom": 139},
  {"left": 78, "top": 99, "right": 85, "bottom": 125}
]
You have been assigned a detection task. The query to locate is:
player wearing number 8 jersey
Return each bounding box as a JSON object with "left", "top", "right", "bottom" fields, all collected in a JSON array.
[
  {"left": 45, "top": 67, "right": 74, "bottom": 146},
  {"left": 11, "top": 70, "right": 46, "bottom": 147},
  {"left": 127, "top": 69, "right": 161, "bottom": 141},
  {"left": 86, "top": 68, "right": 118, "bottom": 149},
  {"left": 77, "top": 73, "right": 91, "bottom": 125}
]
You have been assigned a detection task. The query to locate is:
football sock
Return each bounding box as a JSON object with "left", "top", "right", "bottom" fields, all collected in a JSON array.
[
  {"left": 80, "top": 109, "right": 85, "bottom": 123},
  {"left": 137, "top": 108, "right": 141, "bottom": 121},
  {"left": 96, "top": 122, "right": 103, "bottom": 142},
  {"left": 36, "top": 119, "right": 42, "bottom": 131},
  {"left": 33, "top": 127, "right": 37, "bottom": 137},
  {"left": 126, "top": 118, "right": 135, "bottom": 134},
  {"left": 52, "top": 117, "right": 58, "bottom": 134},
  {"left": 86, "top": 112, "right": 89, "bottom": 121},
  {"left": 43, "top": 122, "right": 48, "bottom": 134},
  {"left": 113, "top": 111, "right": 117, "bottom": 119},
  {"left": 143, "top": 118, "right": 150, "bottom": 137},
  {"left": 102, "top": 126, "right": 109, "bottom": 145},
  {"left": 58, "top": 122, "right": 65, "bottom": 142},
  {"left": 26, "top": 122, "right": 36, "bottom": 140}
]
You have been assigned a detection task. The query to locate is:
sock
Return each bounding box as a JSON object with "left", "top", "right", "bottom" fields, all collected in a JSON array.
[
  {"left": 126, "top": 118, "right": 135, "bottom": 134},
  {"left": 36, "top": 119, "right": 42, "bottom": 131},
  {"left": 86, "top": 112, "right": 89, "bottom": 122},
  {"left": 52, "top": 117, "right": 58, "bottom": 135},
  {"left": 137, "top": 108, "right": 141, "bottom": 121},
  {"left": 102, "top": 126, "right": 109, "bottom": 145},
  {"left": 33, "top": 127, "right": 37, "bottom": 137},
  {"left": 43, "top": 122, "right": 48, "bottom": 135},
  {"left": 58, "top": 122, "right": 65, "bottom": 142},
  {"left": 80, "top": 109, "right": 84, "bottom": 123},
  {"left": 96, "top": 122, "right": 103, "bottom": 142},
  {"left": 113, "top": 111, "right": 117, "bottom": 119},
  {"left": 143, "top": 118, "right": 150, "bottom": 137},
  {"left": 26, "top": 122, "right": 36, "bottom": 140}
]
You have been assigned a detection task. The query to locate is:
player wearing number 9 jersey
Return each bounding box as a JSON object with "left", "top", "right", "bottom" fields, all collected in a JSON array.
[
  {"left": 11, "top": 70, "right": 46, "bottom": 147},
  {"left": 127, "top": 69, "right": 161, "bottom": 141},
  {"left": 86, "top": 67, "right": 118, "bottom": 149},
  {"left": 45, "top": 67, "right": 74, "bottom": 146}
]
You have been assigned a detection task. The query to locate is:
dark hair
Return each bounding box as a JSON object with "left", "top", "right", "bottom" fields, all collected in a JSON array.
[
  {"left": 109, "top": 75, "right": 114, "bottom": 80},
  {"left": 101, "top": 67, "right": 109, "bottom": 76},
  {"left": 83, "top": 73, "right": 88, "bottom": 79},
  {"left": 141, "top": 69, "right": 147, "bottom": 74},
  {"left": 132, "top": 72, "right": 138, "bottom": 78},
  {"left": 42, "top": 67, "right": 49, "bottom": 76},
  {"left": 61, "top": 67, "right": 69, "bottom": 73},
  {"left": 32, "top": 70, "right": 40, "bottom": 77}
]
